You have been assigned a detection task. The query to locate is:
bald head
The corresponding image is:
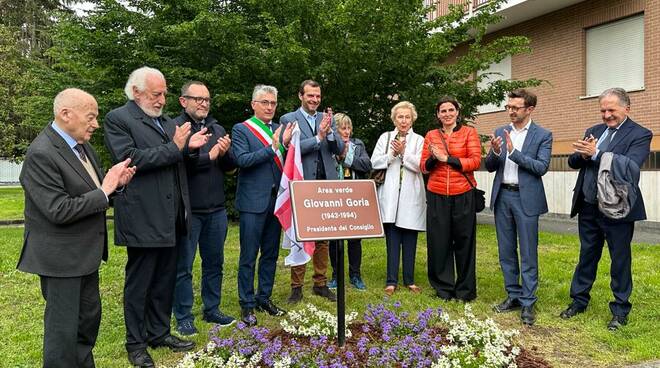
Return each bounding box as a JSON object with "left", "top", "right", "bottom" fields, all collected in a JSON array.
[
  {"left": 53, "top": 88, "right": 99, "bottom": 143},
  {"left": 53, "top": 88, "right": 95, "bottom": 117}
]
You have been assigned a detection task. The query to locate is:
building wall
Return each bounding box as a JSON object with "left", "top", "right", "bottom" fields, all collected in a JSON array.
[
  {"left": 474, "top": 170, "right": 660, "bottom": 222},
  {"left": 437, "top": 0, "right": 659, "bottom": 154}
]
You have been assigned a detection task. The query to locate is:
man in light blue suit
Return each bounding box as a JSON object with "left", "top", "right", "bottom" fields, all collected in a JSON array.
[
  {"left": 279, "top": 80, "right": 345, "bottom": 304},
  {"left": 486, "top": 89, "right": 552, "bottom": 326},
  {"left": 231, "top": 85, "right": 293, "bottom": 326}
]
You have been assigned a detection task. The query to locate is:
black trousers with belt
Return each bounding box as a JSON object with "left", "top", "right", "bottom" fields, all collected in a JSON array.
[
  {"left": 40, "top": 271, "right": 101, "bottom": 368},
  {"left": 426, "top": 190, "right": 477, "bottom": 301}
]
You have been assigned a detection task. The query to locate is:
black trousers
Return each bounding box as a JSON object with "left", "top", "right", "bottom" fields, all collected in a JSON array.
[
  {"left": 570, "top": 201, "right": 634, "bottom": 317},
  {"left": 124, "top": 243, "right": 179, "bottom": 352},
  {"left": 426, "top": 190, "right": 477, "bottom": 301},
  {"left": 329, "top": 239, "right": 362, "bottom": 279},
  {"left": 384, "top": 223, "right": 418, "bottom": 286},
  {"left": 40, "top": 271, "right": 101, "bottom": 368}
]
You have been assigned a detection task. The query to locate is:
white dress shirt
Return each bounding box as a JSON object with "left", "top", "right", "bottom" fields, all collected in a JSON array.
[{"left": 502, "top": 120, "right": 531, "bottom": 185}]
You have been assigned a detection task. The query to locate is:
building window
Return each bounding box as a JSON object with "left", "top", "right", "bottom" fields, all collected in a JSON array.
[
  {"left": 586, "top": 14, "right": 644, "bottom": 97},
  {"left": 477, "top": 55, "right": 511, "bottom": 114}
]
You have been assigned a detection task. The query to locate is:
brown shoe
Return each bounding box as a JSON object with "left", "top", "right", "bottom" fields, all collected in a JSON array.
[
  {"left": 407, "top": 284, "right": 421, "bottom": 293},
  {"left": 384, "top": 285, "right": 396, "bottom": 296}
]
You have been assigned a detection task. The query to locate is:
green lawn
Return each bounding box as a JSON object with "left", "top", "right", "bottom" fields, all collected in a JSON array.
[
  {"left": 0, "top": 187, "right": 24, "bottom": 221},
  {"left": 0, "top": 223, "right": 658, "bottom": 367}
]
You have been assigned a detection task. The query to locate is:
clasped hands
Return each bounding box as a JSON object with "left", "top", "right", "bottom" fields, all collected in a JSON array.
[
  {"left": 490, "top": 130, "right": 513, "bottom": 155},
  {"left": 173, "top": 122, "right": 210, "bottom": 151},
  {"left": 572, "top": 135, "right": 597, "bottom": 159},
  {"left": 101, "top": 158, "right": 137, "bottom": 197},
  {"left": 272, "top": 122, "right": 295, "bottom": 151}
]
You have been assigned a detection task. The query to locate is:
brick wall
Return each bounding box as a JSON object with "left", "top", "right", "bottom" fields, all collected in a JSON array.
[{"left": 437, "top": 0, "right": 659, "bottom": 154}]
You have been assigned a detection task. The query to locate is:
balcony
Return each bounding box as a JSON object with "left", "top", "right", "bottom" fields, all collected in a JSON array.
[{"left": 425, "top": 0, "right": 586, "bottom": 32}]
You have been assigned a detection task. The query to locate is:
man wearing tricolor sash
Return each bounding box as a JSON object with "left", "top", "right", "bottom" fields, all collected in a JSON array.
[
  {"left": 231, "top": 85, "right": 293, "bottom": 326},
  {"left": 279, "top": 80, "right": 345, "bottom": 304}
]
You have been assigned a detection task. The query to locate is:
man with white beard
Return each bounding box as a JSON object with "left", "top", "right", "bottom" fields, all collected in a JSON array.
[{"left": 104, "top": 67, "right": 209, "bottom": 367}]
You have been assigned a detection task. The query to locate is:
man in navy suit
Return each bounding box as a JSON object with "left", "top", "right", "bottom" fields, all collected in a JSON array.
[
  {"left": 560, "top": 88, "right": 652, "bottom": 330},
  {"left": 486, "top": 89, "right": 552, "bottom": 326},
  {"left": 232, "top": 85, "right": 293, "bottom": 326},
  {"left": 279, "top": 80, "right": 345, "bottom": 304}
]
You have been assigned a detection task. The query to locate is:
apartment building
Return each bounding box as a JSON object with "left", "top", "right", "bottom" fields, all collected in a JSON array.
[{"left": 428, "top": 0, "right": 659, "bottom": 221}]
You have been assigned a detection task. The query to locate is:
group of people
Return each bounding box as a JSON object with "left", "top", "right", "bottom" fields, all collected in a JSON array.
[{"left": 16, "top": 62, "right": 652, "bottom": 368}]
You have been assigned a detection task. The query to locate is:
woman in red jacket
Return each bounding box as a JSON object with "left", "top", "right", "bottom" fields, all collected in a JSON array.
[{"left": 420, "top": 96, "right": 482, "bottom": 302}]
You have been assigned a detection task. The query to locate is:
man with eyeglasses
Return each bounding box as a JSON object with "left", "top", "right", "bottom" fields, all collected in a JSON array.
[
  {"left": 486, "top": 89, "right": 552, "bottom": 326},
  {"left": 171, "top": 81, "right": 236, "bottom": 336},
  {"left": 104, "top": 67, "right": 209, "bottom": 367},
  {"left": 231, "top": 85, "right": 293, "bottom": 326},
  {"left": 279, "top": 80, "right": 345, "bottom": 304}
]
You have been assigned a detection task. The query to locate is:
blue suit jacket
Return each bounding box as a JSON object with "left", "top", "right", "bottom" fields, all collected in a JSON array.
[
  {"left": 485, "top": 122, "right": 553, "bottom": 217},
  {"left": 568, "top": 118, "right": 652, "bottom": 221},
  {"left": 279, "top": 109, "right": 344, "bottom": 180},
  {"left": 231, "top": 120, "right": 283, "bottom": 214}
]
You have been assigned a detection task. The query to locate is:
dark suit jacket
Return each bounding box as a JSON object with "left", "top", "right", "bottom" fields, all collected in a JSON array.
[
  {"left": 231, "top": 118, "right": 283, "bottom": 214},
  {"left": 104, "top": 100, "right": 192, "bottom": 247},
  {"left": 569, "top": 118, "right": 652, "bottom": 221},
  {"left": 279, "top": 109, "right": 344, "bottom": 180},
  {"left": 485, "top": 122, "right": 553, "bottom": 217},
  {"left": 17, "top": 125, "right": 109, "bottom": 277},
  {"left": 341, "top": 137, "right": 372, "bottom": 179}
]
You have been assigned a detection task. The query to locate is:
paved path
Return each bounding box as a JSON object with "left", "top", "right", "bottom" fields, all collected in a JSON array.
[{"left": 477, "top": 212, "right": 660, "bottom": 245}]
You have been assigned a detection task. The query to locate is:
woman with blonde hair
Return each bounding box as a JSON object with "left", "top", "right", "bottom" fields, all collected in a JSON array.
[{"left": 371, "top": 101, "right": 426, "bottom": 296}]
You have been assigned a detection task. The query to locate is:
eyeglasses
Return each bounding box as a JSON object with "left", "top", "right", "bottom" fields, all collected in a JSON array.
[
  {"left": 183, "top": 95, "right": 211, "bottom": 104},
  {"left": 504, "top": 105, "right": 527, "bottom": 112},
  {"left": 253, "top": 100, "right": 278, "bottom": 107}
]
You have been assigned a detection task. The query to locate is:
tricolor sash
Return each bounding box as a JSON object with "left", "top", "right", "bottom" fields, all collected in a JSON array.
[{"left": 242, "top": 116, "right": 284, "bottom": 171}]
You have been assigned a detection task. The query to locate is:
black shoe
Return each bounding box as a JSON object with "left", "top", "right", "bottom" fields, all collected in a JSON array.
[
  {"left": 312, "top": 285, "right": 337, "bottom": 302},
  {"left": 128, "top": 349, "right": 154, "bottom": 368},
  {"left": 559, "top": 303, "right": 586, "bottom": 319},
  {"left": 241, "top": 307, "right": 257, "bottom": 327},
  {"left": 287, "top": 287, "right": 303, "bottom": 304},
  {"left": 256, "top": 300, "right": 287, "bottom": 316},
  {"left": 607, "top": 315, "right": 628, "bottom": 331},
  {"left": 150, "top": 334, "right": 195, "bottom": 352},
  {"left": 493, "top": 298, "right": 521, "bottom": 313},
  {"left": 521, "top": 306, "right": 536, "bottom": 326}
]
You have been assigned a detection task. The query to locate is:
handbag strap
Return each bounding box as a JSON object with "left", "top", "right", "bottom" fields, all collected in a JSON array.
[
  {"left": 385, "top": 131, "right": 391, "bottom": 154},
  {"left": 437, "top": 128, "right": 477, "bottom": 189}
]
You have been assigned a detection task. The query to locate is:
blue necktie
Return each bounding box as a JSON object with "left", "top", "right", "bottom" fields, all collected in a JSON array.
[{"left": 153, "top": 118, "right": 165, "bottom": 134}]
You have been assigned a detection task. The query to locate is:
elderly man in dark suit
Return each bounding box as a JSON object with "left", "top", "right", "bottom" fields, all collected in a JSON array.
[
  {"left": 486, "top": 89, "right": 553, "bottom": 326},
  {"left": 279, "top": 80, "right": 344, "bottom": 304},
  {"left": 561, "top": 87, "right": 652, "bottom": 330},
  {"left": 17, "top": 88, "right": 135, "bottom": 368},
  {"left": 104, "top": 67, "right": 209, "bottom": 367},
  {"left": 232, "top": 84, "right": 293, "bottom": 326}
]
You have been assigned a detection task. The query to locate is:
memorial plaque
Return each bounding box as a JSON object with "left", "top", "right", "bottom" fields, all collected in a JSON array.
[{"left": 290, "top": 180, "right": 384, "bottom": 241}]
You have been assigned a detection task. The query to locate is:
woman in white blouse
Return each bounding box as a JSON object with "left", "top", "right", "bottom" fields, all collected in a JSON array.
[{"left": 370, "top": 101, "right": 426, "bottom": 296}]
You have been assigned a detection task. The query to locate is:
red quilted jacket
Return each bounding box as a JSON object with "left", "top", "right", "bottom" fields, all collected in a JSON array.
[{"left": 420, "top": 125, "right": 482, "bottom": 196}]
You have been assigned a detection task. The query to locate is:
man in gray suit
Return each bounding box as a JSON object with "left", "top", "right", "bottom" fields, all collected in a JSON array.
[
  {"left": 279, "top": 80, "right": 344, "bottom": 304},
  {"left": 17, "top": 88, "right": 135, "bottom": 368},
  {"left": 485, "top": 89, "right": 552, "bottom": 326},
  {"left": 104, "top": 67, "right": 209, "bottom": 367}
]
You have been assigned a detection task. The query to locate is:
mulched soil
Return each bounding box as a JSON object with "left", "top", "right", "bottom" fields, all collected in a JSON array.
[{"left": 267, "top": 323, "right": 552, "bottom": 367}]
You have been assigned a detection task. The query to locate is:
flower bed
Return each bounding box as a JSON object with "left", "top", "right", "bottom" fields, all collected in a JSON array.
[{"left": 174, "top": 302, "right": 551, "bottom": 368}]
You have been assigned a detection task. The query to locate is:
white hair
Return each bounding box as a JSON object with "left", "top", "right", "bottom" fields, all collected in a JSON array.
[
  {"left": 124, "top": 66, "right": 165, "bottom": 100},
  {"left": 252, "top": 85, "right": 278, "bottom": 101},
  {"left": 53, "top": 88, "right": 94, "bottom": 116}
]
